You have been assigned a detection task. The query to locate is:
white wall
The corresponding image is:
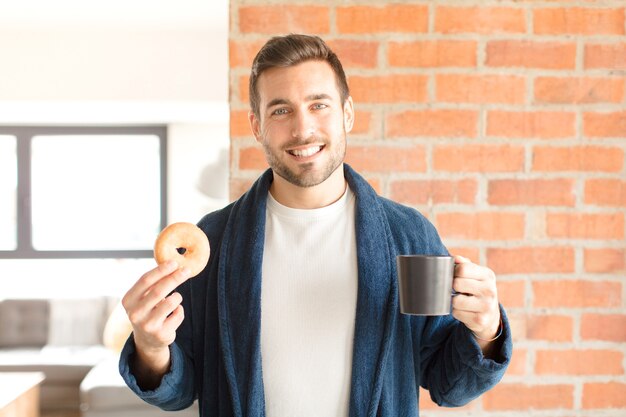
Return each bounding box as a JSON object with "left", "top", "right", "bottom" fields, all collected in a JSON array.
[{"left": 0, "top": 28, "right": 225, "bottom": 102}]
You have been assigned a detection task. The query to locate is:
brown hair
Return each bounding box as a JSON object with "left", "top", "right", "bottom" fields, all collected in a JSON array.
[{"left": 249, "top": 34, "right": 350, "bottom": 118}]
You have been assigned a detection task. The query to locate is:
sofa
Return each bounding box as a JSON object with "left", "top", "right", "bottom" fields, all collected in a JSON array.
[
  {"left": 0, "top": 298, "right": 197, "bottom": 416},
  {"left": 80, "top": 356, "right": 198, "bottom": 417}
]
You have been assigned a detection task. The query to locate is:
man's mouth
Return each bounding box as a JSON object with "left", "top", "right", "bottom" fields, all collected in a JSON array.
[{"left": 287, "top": 145, "right": 324, "bottom": 158}]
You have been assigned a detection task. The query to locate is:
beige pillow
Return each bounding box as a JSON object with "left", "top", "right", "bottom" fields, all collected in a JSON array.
[{"left": 102, "top": 301, "right": 133, "bottom": 353}]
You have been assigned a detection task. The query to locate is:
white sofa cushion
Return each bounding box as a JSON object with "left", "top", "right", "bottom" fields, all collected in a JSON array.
[{"left": 80, "top": 356, "right": 198, "bottom": 416}]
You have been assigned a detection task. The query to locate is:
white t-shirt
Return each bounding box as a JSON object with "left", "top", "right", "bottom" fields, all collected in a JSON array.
[{"left": 261, "top": 185, "right": 358, "bottom": 417}]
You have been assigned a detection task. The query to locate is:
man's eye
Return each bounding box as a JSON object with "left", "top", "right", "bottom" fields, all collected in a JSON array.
[
  {"left": 273, "top": 108, "right": 288, "bottom": 115},
  {"left": 312, "top": 103, "right": 328, "bottom": 110}
]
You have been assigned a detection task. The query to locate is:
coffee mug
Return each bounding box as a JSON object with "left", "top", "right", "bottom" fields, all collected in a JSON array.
[{"left": 396, "top": 255, "right": 455, "bottom": 315}]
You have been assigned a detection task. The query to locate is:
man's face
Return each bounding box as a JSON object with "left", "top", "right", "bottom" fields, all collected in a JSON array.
[{"left": 249, "top": 60, "right": 354, "bottom": 188}]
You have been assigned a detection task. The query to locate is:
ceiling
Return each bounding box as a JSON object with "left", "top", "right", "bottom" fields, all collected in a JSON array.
[{"left": 0, "top": 0, "right": 228, "bottom": 30}]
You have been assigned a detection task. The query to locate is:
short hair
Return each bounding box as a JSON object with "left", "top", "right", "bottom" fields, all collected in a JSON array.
[{"left": 249, "top": 34, "right": 350, "bottom": 118}]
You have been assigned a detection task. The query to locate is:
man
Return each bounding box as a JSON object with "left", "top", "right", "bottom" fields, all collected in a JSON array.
[{"left": 120, "top": 34, "right": 511, "bottom": 417}]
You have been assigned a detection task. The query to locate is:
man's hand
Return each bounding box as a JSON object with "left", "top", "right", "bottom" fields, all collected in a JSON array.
[
  {"left": 451, "top": 255, "right": 501, "bottom": 357},
  {"left": 121, "top": 261, "right": 192, "bottom": 388}
]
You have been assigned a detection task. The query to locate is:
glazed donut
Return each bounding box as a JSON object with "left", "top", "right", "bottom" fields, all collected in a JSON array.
[{"left": 154, "top": 222, "right": 210, "bottom": 277}]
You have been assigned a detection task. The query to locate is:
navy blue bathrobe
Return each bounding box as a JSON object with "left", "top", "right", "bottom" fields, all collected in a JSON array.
[{"left": 119, "top": 164, "right": 512, "bottom": 416}]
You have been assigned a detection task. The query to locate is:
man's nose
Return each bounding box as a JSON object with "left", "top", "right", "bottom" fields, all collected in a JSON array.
[{"left": 291, "top": 110, "right": 315, "bottom": 139}]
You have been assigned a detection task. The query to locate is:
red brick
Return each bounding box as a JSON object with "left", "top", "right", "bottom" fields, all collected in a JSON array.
[
  {"left": 487, "top": 247, "right": 575, "bottom": 274},
  {"left": 532, "top": 146, "right": 624, "bottom": 172},
  {"left": 437, "top": 74, "right": 526, "bottom": 104},
  {"left": 583, "top": 382, "right": 626, "bottom": 409},
  {"left": 239, "top": 74, "right": 250, "bottom": 103},
  {"left": 327, "top": 39, "right": 378, "bottom": 69},
  {"left": 448, "top": 247, "right": 480, "bottom": 263},
  {"left": 507, "top": 313, "right": 528, "bottom": 341},
  {"left": 390, "top": 179, "right": 478, "bottom": 205},
  {"left": 585, "top": 43, "right": 626, "bottom": 70},
  {"left": 385, "top": 110, "right": 478, "bottom": 138},
  {"left": 349, "top": 75, "right": 428, "bottom": 103},
  {"left": 534, "top": 7, "right": 625, "bottom": 35},
  {"left": 433, "top": 144, "right": 525, "bottom": 173},
  {"left": 486, "top": 40, "right": 576, "bottom": 69},
  {"left": 351, "top": 110, "right": 371, "bottom": 135},
  {"left": 547, "top": 213, "right": 624, "bottom": 239},
  {"left": 435, "top": 6, "right": 526, "bottom": 34},
  {"left": 345, "top": 146, "right": 426, "bottom": 173},
  {"left": 506, "top": 348, "right": 527, "bottom": 376},
  {"left": 534, "top": 77, "right": 624, "bottom": 104},
  {"left": 536, "top": 350, "right": 623, "bottom": 375},
  {"left": 497, "top": 280, "right": 526, "bottom": 308},
  {"left": 229, "top": 39, "right": 265, "bottom": 68},
  {"left": 533, "top": 280, "right": 622, "bottom": 308},
  {"left": 583, "top": 111, "right": 626, "bottom": 138},
  {"left": 527, "top": 315, "right": 574, "bottom": 342},
  {"left": 364, "top": 177, "right": 382, "bottom": 195},
  {"left": 418, "top": 387, "right": 478, "bottom": 411},
  {"left": 487, "top": 110, "right": 576, "bottom": 139},
  {"left": 388, "top": 40, "right": 476, "bottom": 68},
  {"left": 230, "top": 110, "right": 251, "bottom": 137},
  {"left": 585, "top": 179, "right": 626, "bottom": 206},
  {"left": 229, "top": 178, "right": 254, "bottom": 201},
  {"left": 239, "top": 6, "right": 330, "bottom": 34},
  {"left": 337, "top": 5, "right": 428, "bottom": 34},
  {"left": 581, "top": 314, "right": 626, "bottom": 342},
  {"left": 489, "top": 179, "right": 575, "bottom": 207},
  {"left": 436, "top": 212, "right": 525, "bottom": 240},
  {"left": 584, "top": 248, "right": 625, "bottom": 273},
  {"left": 483, "top": 383, "right": 574, "bottom": 410},
  {"left": 239, "top": 146, "right": 267, "bottom": 170}
]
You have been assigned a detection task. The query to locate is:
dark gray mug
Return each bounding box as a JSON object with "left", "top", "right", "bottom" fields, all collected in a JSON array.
[{"left": 397, "top": 255, "right": 455, "bottom": 315}]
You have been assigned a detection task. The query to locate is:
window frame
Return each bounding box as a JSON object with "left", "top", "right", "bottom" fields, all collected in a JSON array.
[{"left": 0, "top": 126, "right": 167, "bottom": 259}]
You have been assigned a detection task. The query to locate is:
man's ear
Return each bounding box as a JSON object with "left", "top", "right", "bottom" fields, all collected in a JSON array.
[
  {"left": 343, "top": 96, "right": 355, "bottom": 134},
  {"left": 249, "top": 110, "right": 262, "bottom": 142}
]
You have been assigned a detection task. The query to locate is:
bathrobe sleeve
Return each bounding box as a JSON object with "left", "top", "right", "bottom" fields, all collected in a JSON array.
[
  {"left": 418, "top": 305, "right": 512, "bottom": 406},
  {"left": 118, "top": 277, "right": 197, "bottom": 411},
  {"left": 414, "top": 218, "right": 512, "bottom": 406}
]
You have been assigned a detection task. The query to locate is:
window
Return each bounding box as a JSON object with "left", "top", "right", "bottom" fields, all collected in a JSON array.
[
  {"left": 0, "top": 135, "right": 17, "bottom": 251},
  {"left": 0, "top": 126, "right": 167, "bottom": 259}
]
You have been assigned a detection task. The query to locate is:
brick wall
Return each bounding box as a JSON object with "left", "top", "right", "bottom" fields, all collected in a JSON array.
[{"left": 229, "top": 1, "right": 626, "bottom": 414}]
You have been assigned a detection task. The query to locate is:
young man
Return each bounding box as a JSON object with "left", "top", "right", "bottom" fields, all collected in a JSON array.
[{"left": 120, "top": 34, "right": 512, "bottom": 417}]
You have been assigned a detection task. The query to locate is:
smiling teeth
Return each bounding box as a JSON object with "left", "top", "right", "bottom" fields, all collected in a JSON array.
[{"left": 290, "top": 146, "right": 321, "bottom": 157}]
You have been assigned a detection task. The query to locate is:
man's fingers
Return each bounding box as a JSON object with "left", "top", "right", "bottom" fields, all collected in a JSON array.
[
  {"left": 452, "top": 293, "right": 486, "bottom": 313},
  {"left": 141, "top": 268, "right": 191, "bottom": 310},
  {"left": 453, "top": 254, "right": 472, "bottom": 264},
  {"left": 455, "top": 262, "right": 495, "bottom": 282},
  {"left": 162, "top": 305, "right": 185, "bottom": 335},
  {"left": 451, "top": 309, "right": 474, "bottom": 327},
  {"left": 152, "top": 292, "right": 184, "bottom": 321},
  {"left": 122, "top": 265, "right": 190, "bottom": 336},
  {"left": 123, "top": 261, "right": 179, "bottom": 307},
  {"left": 453, "top": 277, "right": 486, "bottom": 295},
  {"left": 131, "top": 293, "right": 184, "bottom": 346}
]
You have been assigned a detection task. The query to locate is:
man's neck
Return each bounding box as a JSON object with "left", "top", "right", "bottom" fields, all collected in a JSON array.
[{"left": 269, "top": 164, "right": 347, "bottom": 209}]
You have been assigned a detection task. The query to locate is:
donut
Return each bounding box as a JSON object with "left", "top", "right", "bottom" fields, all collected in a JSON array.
[{"left": 154, "top": 222, "right": 210, "bottom": 277}]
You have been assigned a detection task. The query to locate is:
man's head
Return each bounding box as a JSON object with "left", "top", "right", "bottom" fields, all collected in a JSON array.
[
  {"left": 247, "top": 34, "right": 354, "bottom": 193},
  {"left": 249, "top": 34, "right": 350, "bottom": 119}
]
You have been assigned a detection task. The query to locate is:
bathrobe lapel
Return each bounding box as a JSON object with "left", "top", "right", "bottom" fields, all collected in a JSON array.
[
  {"left": 217, "top": 171, "right": 271, "bottom": 417},
  {"left": 345, "top": 165, "right": 398, "bottom": 417},
  {"left": 217, "top": 165, "right": 397, "bottom": 417}
]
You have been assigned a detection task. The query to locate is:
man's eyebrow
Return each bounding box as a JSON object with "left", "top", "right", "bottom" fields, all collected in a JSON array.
[
  {"left": 266, "top": 98, "right": 290, "bottom": 109},
  {"left": 305, "top": 93, "right": 333, "bottom": 101},
  {"left": 265, "top": 94, "right": 333, "bottom": 110}
]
